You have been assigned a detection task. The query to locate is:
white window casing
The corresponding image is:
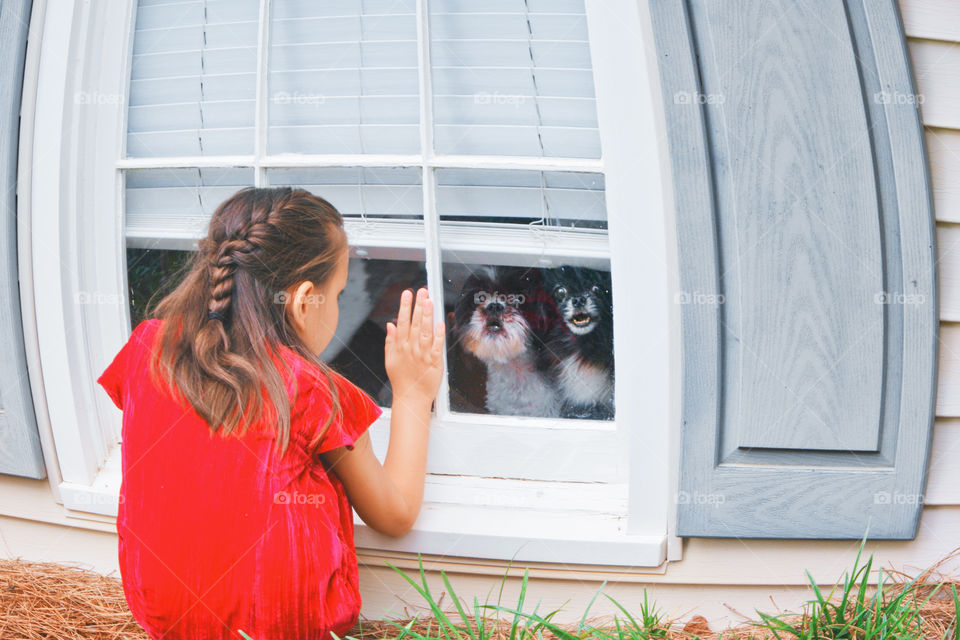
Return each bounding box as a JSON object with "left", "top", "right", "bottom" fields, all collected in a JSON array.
[{"left": 22, "top": 0, "right": 679, "bottom": 567}]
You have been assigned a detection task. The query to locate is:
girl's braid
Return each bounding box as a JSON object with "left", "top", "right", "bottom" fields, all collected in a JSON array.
[{"left": 204, "top": 193, "right": 290, "bottom": 322}]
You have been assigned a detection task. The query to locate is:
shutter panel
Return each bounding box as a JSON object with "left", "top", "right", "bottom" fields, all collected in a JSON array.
[
  {"left": 650, "top": 0, "right": 937, "bottom": 538},
  {"left": 0, "top": 0, "right": 44, "bottom": 479}
]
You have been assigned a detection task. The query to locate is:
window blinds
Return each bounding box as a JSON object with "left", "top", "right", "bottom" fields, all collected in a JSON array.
[
  {"left": 125, "top": 168, "right": 255, "bottom": 246},
  {"left": 124, "top": 0, "right": 604, "bottom": 238},
  {"left": 267, "top": 167, "right": 423, "bottom": 219},
  {"left": 268, "top": 0, "right": 420, "bottom": 155},
  {"left": 127, "top": 0, "right": 259, "bottom": 157},
  {"left": 127, "top": 0, "right": 599, "bottom": 160},
  {"left": 429, "top": 0, "right": 601, "bottom": 158},
  {"left": 436, "top": 169, "right": 605, "bottom": 227}
]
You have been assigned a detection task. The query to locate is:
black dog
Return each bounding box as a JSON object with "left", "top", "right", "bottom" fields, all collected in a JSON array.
[{"left": 537, "top": 265, "right": 615, "bottom": 419}]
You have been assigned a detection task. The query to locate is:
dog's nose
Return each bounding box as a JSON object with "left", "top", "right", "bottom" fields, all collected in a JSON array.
[
  {"left": 486, "top": 302, "right": 505, "bottom": 314},
  {"left": 571, "top": 295, "right": 586, "bottom": 307}
]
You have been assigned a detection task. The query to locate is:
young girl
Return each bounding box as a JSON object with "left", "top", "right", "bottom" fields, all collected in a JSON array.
[{"left": 97, "top": 187, "right": 444, "bottom": 640}]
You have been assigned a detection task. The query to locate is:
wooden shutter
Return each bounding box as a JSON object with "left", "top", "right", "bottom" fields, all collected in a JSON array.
[
  {"left": 650, "top": 0, "right": 937, "bottom": 538},
  {"left": 0, "top": 0, "right": 44, "bottom": 479}
]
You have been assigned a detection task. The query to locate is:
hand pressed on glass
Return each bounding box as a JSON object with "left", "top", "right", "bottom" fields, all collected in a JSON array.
[
  {"left": 385, "top": 287, "right": 445, "bottom": 409},
  {"left": 319, "top": 286, "right": 444, "bottom": 538}
]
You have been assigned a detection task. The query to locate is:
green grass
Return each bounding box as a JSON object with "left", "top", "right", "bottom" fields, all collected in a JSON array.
[
  {"left": 234, "top": 534, "right": 960, "bottom": 640},
  {"left": 747, "top": 534, "right": 951, "bottom": 640}
]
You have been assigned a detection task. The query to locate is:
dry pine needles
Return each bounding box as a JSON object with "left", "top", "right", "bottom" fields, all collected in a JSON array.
[{"left": 0, "top": 545, "right": 958, "bottom": 640}]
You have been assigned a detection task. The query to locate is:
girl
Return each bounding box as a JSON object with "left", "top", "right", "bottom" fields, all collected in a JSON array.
[{"left": 97, "top": 187, "right": 444, "bottom": 640}]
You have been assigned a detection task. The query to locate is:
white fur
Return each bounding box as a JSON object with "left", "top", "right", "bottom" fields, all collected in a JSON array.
[
  {"left": 560, "top": 298, "right": 599, "bottom": 335},
  {"left": 556, "top": 354, "right": 612, "bottom": 406},
  {"left": 485, "top": 351, "right": 561, "bottom": 418},
  {"left": 461, "top": 309, "right": 528, "bottom": 364}
]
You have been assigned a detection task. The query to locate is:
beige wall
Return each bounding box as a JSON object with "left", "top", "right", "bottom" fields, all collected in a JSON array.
[{"left": 2, "top": 0, "right": 960, "bottom": 632}]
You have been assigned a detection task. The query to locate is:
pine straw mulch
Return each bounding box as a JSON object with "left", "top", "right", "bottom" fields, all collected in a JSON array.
[{"left": 1, "top": 551, "right": 959, "bottom": 640}]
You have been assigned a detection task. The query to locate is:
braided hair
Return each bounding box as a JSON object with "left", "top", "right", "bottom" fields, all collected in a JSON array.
[{"left": 146, "top": 187, "right": 349, "bottom": 459}]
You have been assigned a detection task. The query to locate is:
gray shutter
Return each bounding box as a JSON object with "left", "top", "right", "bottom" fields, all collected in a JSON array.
[
  {"left": 0, "top": 0, "right": 44, "bottom": 479},
  {"left": 650, "top": 0, "right": 937, "bottom": 538}
]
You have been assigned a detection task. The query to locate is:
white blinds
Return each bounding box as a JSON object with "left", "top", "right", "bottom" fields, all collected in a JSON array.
[
  {"left": 127, "top": 0, "right": 599, "bottom": 160},
  {"left": 268, "top": 0, "right": 420, "bottom": 155},
  {"left": 127, "top": 0, "right": 259, "bottom": 157},
  {"left": 125, "top": 168, "right": 255, "bottom": 246},
  {"left": 429, "top": 0, "right": 601, "bottom": 158},
  {"left": 123, "top": 0, "right": 606, "bottom": 239},
  {"left": 436, "top": 169, "right": 605, "bottom": 227},
  {"left": 266, "top": 167, "right": 423, "bottom": 219}
]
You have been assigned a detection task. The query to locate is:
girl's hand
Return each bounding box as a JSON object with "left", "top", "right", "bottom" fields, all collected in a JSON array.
[{"left": 385, "top": 287, "right": 445, "bottom": 408}]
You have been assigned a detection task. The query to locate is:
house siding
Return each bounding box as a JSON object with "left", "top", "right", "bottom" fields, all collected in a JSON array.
[{"left": 2, "top": 0, "right": 959, "bottom": 630}]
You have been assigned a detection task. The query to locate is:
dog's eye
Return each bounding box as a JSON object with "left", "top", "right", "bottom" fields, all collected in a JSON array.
[
  {"left": 591, "top": 284, "right": 604, "bottom": 296},
  {"left": 553, "top": 285, "right": 567, "bottom": 301}
]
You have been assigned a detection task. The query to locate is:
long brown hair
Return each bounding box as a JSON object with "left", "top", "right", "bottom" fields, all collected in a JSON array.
[{"left": 145, "top": 187, "right": 348, "bottom": 459}]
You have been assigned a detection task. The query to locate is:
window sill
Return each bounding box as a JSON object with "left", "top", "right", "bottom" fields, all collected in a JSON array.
[
  {"left": 355, "top": 509, "right": 666, "bottom": 567},
  {"left": 58, "top": 446, "right": 666, "bottom": 567}
]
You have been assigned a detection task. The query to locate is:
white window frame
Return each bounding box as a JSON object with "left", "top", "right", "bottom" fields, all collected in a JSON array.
[{"left": 22, "top": 0, "right": 680, "bottom": 567}]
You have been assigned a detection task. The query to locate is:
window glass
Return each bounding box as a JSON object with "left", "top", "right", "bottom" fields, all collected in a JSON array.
[
  {"left": 268, "top": 0, "right": 420, "bottom": 154},
  {"left": 127, "top": 0, "right": 259, "bottom": 157},
  {"left": 126, "top": 248, "right": 429, "bottom": 410},
  {"left": 443, "top": 260, "right": 614, "bottom": 420},
  {"left": 125, "top": 168, "right": 256, "bottom": 243},
  {"left": 126, "top": 247, "right": 193, "bottom": 327},
  {"left": 267, "top": 167, "right": 423, "bottom": 221},
  {"left": 321, "top": 256, "right": 428, "bottom": 405},
  {"left": 429, "top": 0, "right": 601, "bottom": 158},
  {"left": 121, "top": 0, "right": 614, "bottom": 423},
  {"left": 436, "top": 168, "right": 605, "bottom": 229}
]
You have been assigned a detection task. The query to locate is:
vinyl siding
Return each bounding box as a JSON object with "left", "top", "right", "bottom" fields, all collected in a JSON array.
[{"left": 908, "top": 0, "right": 960, "bottom": 510}]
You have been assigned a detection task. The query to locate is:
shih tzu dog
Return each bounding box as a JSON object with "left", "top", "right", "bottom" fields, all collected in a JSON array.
[
  {"left": 538, "top": 265, "right": 615, "bottom": 419},
  {"left": 451, "top": 266, "right": 562, "bottom": 417}
]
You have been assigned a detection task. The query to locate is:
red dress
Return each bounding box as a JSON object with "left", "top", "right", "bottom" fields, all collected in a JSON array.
[{"left": 97, "top": 319, "right": 383, "bottom": 640}]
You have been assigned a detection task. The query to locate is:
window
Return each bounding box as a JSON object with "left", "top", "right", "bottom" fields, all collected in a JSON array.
[{"left": 27, "top": 0, "right": 675, "bottom": 566}]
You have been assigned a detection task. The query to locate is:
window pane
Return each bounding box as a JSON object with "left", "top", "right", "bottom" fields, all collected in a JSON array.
[
  {"left": 268, "top": 0, "right": 420, "bottom": 154},
  {"left": 125, "top": 248, "right": 427, "bottom": 410},
  {"left": 127, "top": 247, "right": 194, "bottom": 327},
  {"left": 436, "top": 168, "right": 605, "bottom": 229},
  {"left": 127, "top": 0, "right": 259, "bottom": 157},
  {"left": 267, "top": 167, "right": 423, "bottom": 221},
  {"left": 429, "top": 0, "right": 601, "bottom": 158},
  {"left": 321, "top": 255, "right": 427, "bottom": 405},
  {"left": 443, "top": 260, "right": 615, "bottom": 420},
  {"left": 125, "top": 168, "right": 255, "bottom": 245}
]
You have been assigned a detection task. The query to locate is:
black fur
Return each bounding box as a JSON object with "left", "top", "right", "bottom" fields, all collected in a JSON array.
[{"left": 537, "top": 265, "right": 615, "bottom": 419}]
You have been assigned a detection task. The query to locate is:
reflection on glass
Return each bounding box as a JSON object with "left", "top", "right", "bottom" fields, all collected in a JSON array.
[
  {"left": 444, "top": 262, "right": 614, "bottom": 420},
  {"left": 127, "top": 248, "right": 194, "bottom": 327},
  {"left": 127, "top": 249, "right": 427, "bottom": 408},
  {"left": 436, "top": 168, "right": 606, "bottom": 229},
  {"left": 320, "top": 256, "right": 428, "bottom": 406}
]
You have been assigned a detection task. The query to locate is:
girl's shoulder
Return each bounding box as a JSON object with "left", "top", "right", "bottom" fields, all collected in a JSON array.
[
  {"left": 274, "top": 344, "right": 384, "bottom": 454},
  {"left": 132, "top": 317, "right": 163, "bottom": 342}
]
